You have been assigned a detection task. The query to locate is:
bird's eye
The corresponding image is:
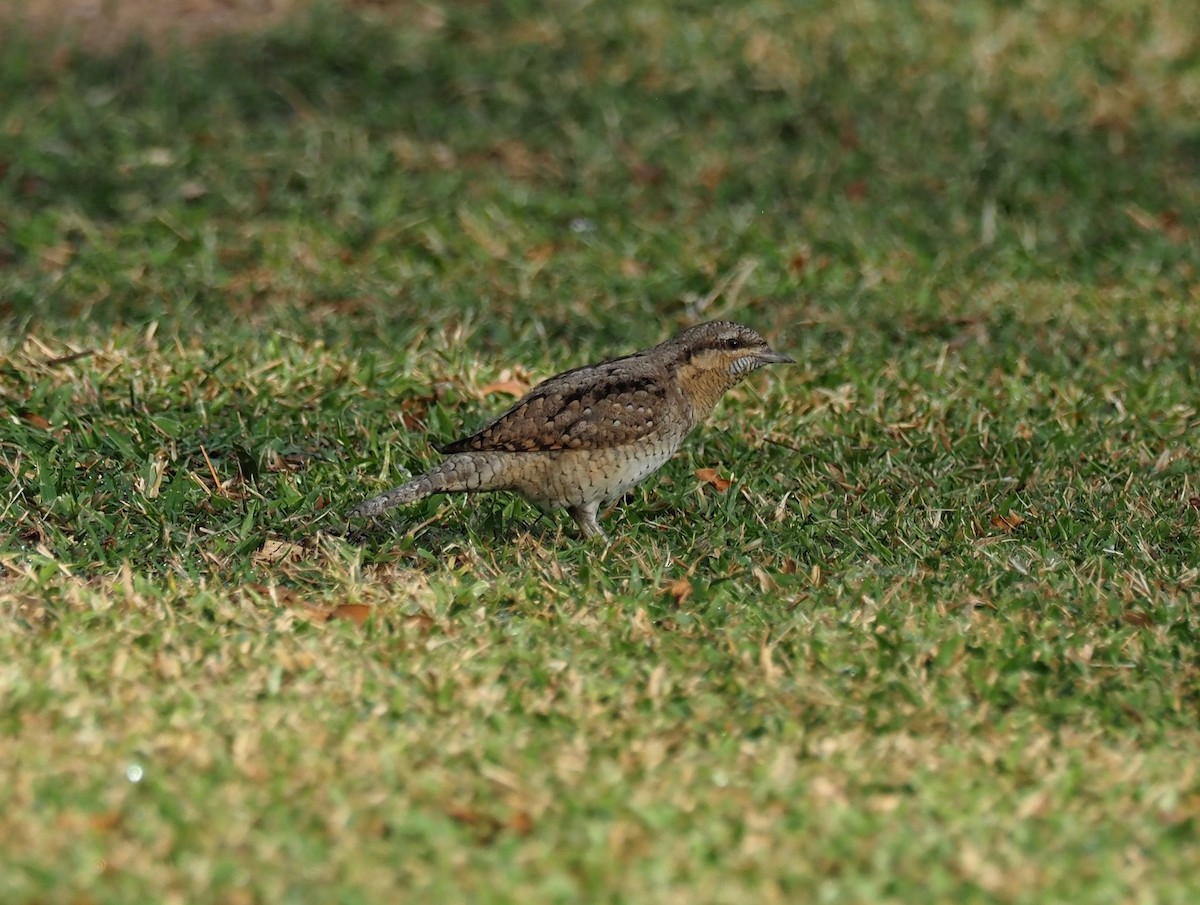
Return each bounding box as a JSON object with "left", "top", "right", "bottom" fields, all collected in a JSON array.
[{"left": 721, "top": 336, "right": 742, "bottom": 350}]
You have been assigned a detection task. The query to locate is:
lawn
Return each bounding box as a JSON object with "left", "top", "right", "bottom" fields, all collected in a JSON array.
[{"left": 2, "top": 1, "right": 1199, "bottom": 902}]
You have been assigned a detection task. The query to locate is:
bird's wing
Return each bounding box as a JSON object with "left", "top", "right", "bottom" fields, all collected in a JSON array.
[{"left": 437, "top": 361, "right": 672, "bottom": 453}]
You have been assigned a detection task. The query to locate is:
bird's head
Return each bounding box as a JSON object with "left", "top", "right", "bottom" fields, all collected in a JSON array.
[{"left": 667, "top": 321, "right": 793, "bottom": 410}]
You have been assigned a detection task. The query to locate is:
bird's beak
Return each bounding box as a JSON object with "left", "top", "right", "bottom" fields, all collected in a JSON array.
[{"left": 757, "top": 349, "right": 795, "bottom": 365}]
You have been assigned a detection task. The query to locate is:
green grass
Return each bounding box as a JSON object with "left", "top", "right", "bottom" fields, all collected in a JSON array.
[{"left": 2, "top": 1, "right": 1200, "bottom": 901}]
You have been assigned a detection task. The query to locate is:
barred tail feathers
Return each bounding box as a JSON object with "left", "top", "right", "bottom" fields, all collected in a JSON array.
[
  {"left": 346, "top": 454, "right": 503, "bottom": 519},
  {"left": 346, "top": 474, "right": 438, "bottom": 518}
]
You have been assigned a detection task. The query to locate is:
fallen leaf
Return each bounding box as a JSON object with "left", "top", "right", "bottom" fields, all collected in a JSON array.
[
  {"left": 698, "top": 163, "right": 727, "bottom": 192},
  {"left": 508, "top": 811, "right": 534, "bottom": 835},
  {"left": 155, "top": 650, "right": 182, "bottom": 680},
  {"left": 403, "top": 613, "right": 436, "bottom": 633},
  {"left": 458, "top": 209, "right": 509, "bottom": 259},
  {"left": 1159, "top": 210, "right": 1187, "bottom": 243},
  {"left": 253, "top": 538, "right": 304, "bottom": 565},
  {"left": 1123, "top": 611, "right": 1153, "bottom": 629},
  {"left": 630, "top": 161, "right": 666, "bottom": 185},
  {"left": 39, "top": 244, "right": 74, "bottom": 271},
  {"left": 445, "top": 805, "right": 503, "bottom": 841},
  {"left": 179, "top": 180, "right": 208, "bottom": 200},
  {"left": 844, "top": 180, "right": 868, "bottom": 202},
  {"left": 989, "top": 512, "right": 1024, "bottom": 532},
  {"left": 266, "top": 451, "right": 307, "bottom": 473},
  {"left": 1119, "top": 703, "right": 1144, "bottom": 724},
  {"left": 1126, "top": 206, "right": 1188, "bottom": 243},
  {"left": 21, "top": 412, "right": 52, "bottom": 430},
  {"left": 490, "top": 139, "right": 542, "bottom": 180},
  {"left": 446, "top": 805, "right": 486, "bottom": 826},
  {"left": 695, "top": 468, "right": 732, "bottom": 492},
  {"left": 143, "top": 147, "right": 174, "bottom": 167},
  {"left": 328, "top": 603, "right": 371, "bottom": 626},
  {"left": 479, "top": 379, "right": 530, "bottom": 398},
  {"left": 19, "top": 174, "right": 46, "bottom": 198},
  {"left": 397, "top": 396, "right": 431, "bottom": 432},
  {"left": 525, "top": 242, "right": 557, "bottom": 265},
  {"left": 630, "top": 607, "right": 656, "bottom": 640},
  {"left": 266, "top": 587, "right": 328, "bottom": 619},
  {"left": 665, "top": 577, "right": 693, "bottom": 606},
  {"left": 89, "top": 811, "right": 123, "bottom": 833},
  {"left": 787, "top": 249, "right": 810, "bottom": 276},
  {"left": 619, "top": 258, "right": 646, "bottom": 278}
]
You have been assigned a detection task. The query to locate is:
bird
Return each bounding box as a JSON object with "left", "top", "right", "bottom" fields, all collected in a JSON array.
[{"left": 347, "top": 321, "right": 793, "bottom": 540}]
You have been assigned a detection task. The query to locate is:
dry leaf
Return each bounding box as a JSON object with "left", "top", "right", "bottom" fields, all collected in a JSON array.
[
  {"left": 265, "top": 451, "right": 308, "bottom": 473},
  {"left": 508, "top": 811, "right": 534, "bottom": 835},
  {"left": 989, "top": 512, "right": 1024, "bottom": 532},
  {"left": 1126, "top": 206, "right": 1188, "bottom": 243},
  {"left": 1158, "top": 210, "right": 1187, "bottom": 243},
  {"left": 39, "top": 243, "right": 74, "bottom": 270},
  {"left": 21, "top": 412, "right": 52, "bottom": 430},
  {"left": 844, "top": 180, "right": 868, "bottom": 202},
  {"left": 630, "top": 161, "right": 666, "bottom": 185},
  {"left": 89, "top": 811, "right": 123, "bottom": 833},
  {"left": 630, "top": 607, "right": 656, "bottom": 641},
  {"left": 179, "top": 180, "right": 208, "bottom": 200},
  {"left": 398, "top": 397, "right": 430, "bottom": 432},
  {"left": 525, "top": 242, "right": 557, "bottom": 265},
  {"left": 665, "top": 577, "right": 693, "bottom": 606},
  {"left": 695, "top": 468, "right": 732, "bottom": 492},
  {"left": 619, "top": 258, "right": 646, "bottom": 278},
  {"left": 403, "top": 613, "right": 436, "bottom": 633},
  {"left": 328, "top": 603, "right": 371, "bottom": 626},
  {"left": 457, "top": 210, "right": 509, "bottom": 259},
  {"left": 446, "top": 805, "right": 485, "bottom": 826},
  {"left": 479, "top": 379, "right": 530, "bottom": 398},
  {"left": 1123, "top": 611, "right": 1153, "bottom": 629},
  {"left": 445, "top": 806, "right": 503, "bottom": 840},
  {"left": 492, "top": 139, "right": 535, "bottom": 176},
  {"left": 253, "top": 538, "right": 304, "bottom": 565},
  {"left": 698, "top": 163, "right": 728, "bottom": 192},
  {"left": 760, "top": 643, "right": 780, "bottom": 685}
]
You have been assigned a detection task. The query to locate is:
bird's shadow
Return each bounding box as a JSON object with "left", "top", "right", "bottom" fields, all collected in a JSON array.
[{"left": 338, "top": 496, "right": 572, "bottom": 550}]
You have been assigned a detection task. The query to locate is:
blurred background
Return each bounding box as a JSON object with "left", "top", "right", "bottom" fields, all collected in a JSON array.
[{"left": 3, "top": 0, "right": 1196, "bottom": 351}]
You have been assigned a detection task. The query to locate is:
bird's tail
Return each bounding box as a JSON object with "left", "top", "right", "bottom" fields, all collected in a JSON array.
[
  {"left": 346, "top": 455, "right": 499, "bottom": 519},
  {"left": 346, "top": 474, "right": 439, "bottom": 518}
]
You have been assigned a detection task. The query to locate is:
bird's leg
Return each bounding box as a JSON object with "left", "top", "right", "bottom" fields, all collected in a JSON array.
[{"left": 568, "top": 501, "right": 607, "bottom": 541}]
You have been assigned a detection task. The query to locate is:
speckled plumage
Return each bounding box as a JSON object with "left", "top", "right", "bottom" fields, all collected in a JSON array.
[{"left": 347, "top": 321, "right": 792, "bottom": 539}]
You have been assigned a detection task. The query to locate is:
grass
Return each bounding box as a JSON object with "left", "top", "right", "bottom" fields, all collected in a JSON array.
[{"left": 2, "top": 0, "right": 1199, "bottom": 901}]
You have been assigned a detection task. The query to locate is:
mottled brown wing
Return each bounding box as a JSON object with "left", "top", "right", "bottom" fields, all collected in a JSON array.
[{"left": 438, "top": 361, "right": 671, "bottom": 453}]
